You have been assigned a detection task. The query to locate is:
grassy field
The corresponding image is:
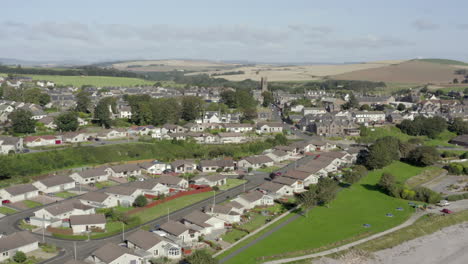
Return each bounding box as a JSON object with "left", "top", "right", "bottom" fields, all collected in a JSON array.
[
  {"left": 54, "top": 191, "right": 77, "bottom": 199},
  {"left": 219, "top": 179, "right": 247, "bottom": 191},
  {"left": 405, "top": 167, "right": 446, "bottom": 188},
  {"left": 23, "top": 200, "right": 43, "bottom": 209},
  {"left": 6, "top": 74, "right": 155, "bottom": 87},
  {"left": 219, "top": 162, "right": 429, "bottom": 264},
  {"left": 52, "top": 220, "right": 126, "bottom": 240},
  {"left": 0, "top": 207, "right": 17, "bottom": 215}
]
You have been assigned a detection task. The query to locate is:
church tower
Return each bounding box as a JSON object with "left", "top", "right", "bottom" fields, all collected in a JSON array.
[{"left": 260, "top": 77, "right": 268, "bottom": 92}]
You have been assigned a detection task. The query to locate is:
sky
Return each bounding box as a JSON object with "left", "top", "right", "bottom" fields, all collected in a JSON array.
[{"left": 1, "top": 0, "right": 468, "bottom": 64}]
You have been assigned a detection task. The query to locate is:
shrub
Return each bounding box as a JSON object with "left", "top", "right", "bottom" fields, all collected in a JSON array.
[
  {"left": 13, "top": 251, "right": 27, "bottom": 263},
  {"left": 446, "top": 194, "right": 464, "bottom": 201},
  {"left": 446, "top": 163, "right": 464, "bottom": 175},
  {"left": 413, "top": 187, "right": 442, "bottom": 204},
  {"left": 463, "top": 193, "right": 468, "bottom": 199},
  {"left": 133, "top": 195, "right": 148, "bottom": 207}
]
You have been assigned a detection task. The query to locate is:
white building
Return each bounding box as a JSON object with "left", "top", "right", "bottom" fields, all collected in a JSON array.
[
  {"left": 126, "top": 230, "right": 182, "bottom": 260},
  {"left": 0, "top": 231, "right": 39, "bottom": 262},
  {"left": 70, "top": 214, "right": 106, "bottom": 234},
  {"left": 70, "top": 167, "right": 109, "bottom": 185},
  {"left": 0, "top": 184, "right": 38, "bottom": 203},
  {"left": 33, "top": 175, "right": 75, "bottom": 194},
  {"left": 233, "top": 191, "right": 274, "bottom": 209}
]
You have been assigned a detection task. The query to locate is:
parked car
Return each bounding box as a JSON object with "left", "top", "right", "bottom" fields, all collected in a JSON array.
[
  {"left": 441, "top": 208, "right": 454, "bottom": 214},
  {"left": 2, "top": 200, "right": 11, "bottom": 204},
  {"left": 437, "top": 200, "right": 450, "bottom": 207}
]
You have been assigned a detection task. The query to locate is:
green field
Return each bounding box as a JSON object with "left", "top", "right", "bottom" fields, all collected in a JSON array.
[
  {"left": 54, "top": 191, "right": 77, "bottom": 199},
  {"left": 219, "top": 179, "right": 247, "bottom": 191},
  {"left": 417, "top": 58, "right": 468, "bottom": 66},
  {"left": 23, "top": 200, "right": 43, "bottom": 209},
  {"left": 0, "top": 207, "right": 17, "bottom": 215},
  {"left": 219, "top": 162, "right": 428, "bottom": 264}
]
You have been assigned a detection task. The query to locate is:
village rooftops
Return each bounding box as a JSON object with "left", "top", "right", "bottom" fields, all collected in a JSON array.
[
  {"left": 36, "top": 175, "right": 74, "bottom": 187},
  {"left": 182, "top": 211, "right": 212, "bottom": 227},
  {"left": 204, "top": 204, "right": 238, "bottom": 215},
  {"left": 271, "top": 150, "right": 289, "bottom": 157},
  {"left": 239, "top": 191, "right": 265, "bottom": 203},
  {"left": 74, "top": 167, "right": 108, "bottom": 178},
  {"left": 193, "top": 174, "right": 226, "bottom": 182},
  {"left": 79, "top": 192, "right": 110, "bottom": 203},
  {"left": 159, "top": 220, "right": 189, "bottom": 236},
  {"left": 126, "top": 229, "right": 164, "bottom": 250},
  {"left": 3, "top": 184, "right": 37, "bottom": 196},
  {"left": 283, "top": 170, "right": 310, "bottom": 180},
  {"left": 155, "top": 175, "right": 185, "bottom": 186},
  {"left": 243, "top": 155, "right": 274, "bottom": 165},
  {"left": 129, "top": 179, "right": 163, "bottom": 190},
  {"left": 43, "top": 200, "right": 93, "bottom": 216},
  {"left": 272, "top": 176, "right": 298, "bottom": 185},
  {"left": 0, "top": 231, "right": 38, "bottom": 252},
  {"left": 92, "top": 243, "right": 137, "bottom": 263},
  {"left": 199, "top": 159, "right": 234, "bottom": 168},
  {"left": 70, "top": 214, "right": 106, "bottom": 225},
  {"left": 258, "top": 181, "right": 287, "bottom": 192},
  {"left": 224, "top": 201, "right": 244, "bottom": 209},
  {"left": 105, "top": 186, "right": 139, "bottom": 196}
]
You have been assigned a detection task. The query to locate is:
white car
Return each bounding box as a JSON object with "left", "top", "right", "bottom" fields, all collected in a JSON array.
[{"left": 437, "top": 200, "right": 450, "bottom": 207}]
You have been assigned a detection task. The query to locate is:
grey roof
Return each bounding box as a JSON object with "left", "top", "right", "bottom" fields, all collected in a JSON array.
[
  {"left": 109, "top": 163, "right": 141, "bottom": 173},
  {"left": 0, "top": 136, "right": 21, "bottom": 145},
  {"left": 199, "top": 159, "right": 234, "bottom": 168},
  {"left": 3, "top": 184, "right": 38, "bottom": 196},
  {"left": 193, "top": 174, "right": 227, "bottom": 183},
  {"left": 272, "top": 176, "right": 297, "bottom": 186},
  {"left": 75, "top": 167, "right": 108, "bottom": 179},
  {"left": 218, "top": 132, "right": 245, "bottom": 138},
  {"left": 126, "top": 229, "right": 163, "bottom": 250},
  {"left": 274, "top": 145, "right": 296, "bottom": 152},
  {"left": 129, "top": 179, "right": 163, "bottom": 190},
  {"left": 37, "top": 175, "right": 74, "bottom": 187},
  {"left": 159, "top": 220, "right": 189, "bottom": 236},
  {"left": 284, "top": 170, "right": 310, "bottom": 180},
  {"left": 243, "top": 155, "right": 274, "bottom": 165},
  {"left": 256, "top": 122, "right": 283, "bottom": 128},
  {"left": 171, "top": 159, "right": 196, "bottom": 168},
  {"left": 271, "top": 150, "right": 289, "bottom": 157},
  {"left": 70, "top": 214, "right": 106, "bottom": 225},
  {"left": 155, "top": 175, "right": 185, "bottom": 186},
  {"left": 224, "top": 201, "right": 244, "bottom": 209},
  {"left": 204, "top": 204, "right": 236, "bottom": 215},
  {"left": 44, "top": 200, "right": 93, "bottom": 216},
  {"left": 79, "top": 192, "right": 110, "bottom": 203},
  {"left": 105, "top": 186, "right": 139, "bottom": 196},
  {"left": 258, "top": 181, "right": 287, "bottom": 193},
  {"left": 92, "top": 243, "right": 136, "bottom": 263},
  {"left": 239, "top": 191, "right": 266, "bottom": 203},
  {"left": 0, "top": 231, "right": 38, "bottom": 252},
  {"left": 183, "top": 211, "right": 212, "bottom": 227}
]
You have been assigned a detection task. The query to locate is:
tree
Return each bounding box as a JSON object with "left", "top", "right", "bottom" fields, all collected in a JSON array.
[
  {"left": 94, "top": 97, "right": 115, "bottom": 128},
  {"left": 448, "top": 117, "right": 468, "bottom": 135},
  {"left": 185, "top": 250, "right": 218, "bottom": 264},
  {"left": 241, "top": 106, "right": 257, "bottom": 121},
  {"left": 378, "top": 173, "right": 396, "bottom": 193},
  {"left": 23, "top": 88, "right": 50, "bottom": 106},
  {"left": 365, "top": 136, "right": 401, "bottom": 169},
  {"left": 342, "top": 93, "right": 359, "bottom": 110},
  {"left": 9, "top": 109, "right": 35, "bottom": 133},
  {"left": 397, "top": 103, "right": 406, "bottom": 111},
  {"left": 359, "top": 104, "right": 371, "bottom": 111},
  {"left": 407, "top": 146, "right": 439, "bottom": 166},
  {"left": 446, "top": 163, "right": 464, "bottom": 175},
  {"left": 181, "top": 96, "right": 204, "bottom": 122},
  {"left": 399, "top": 141, "right": 416, "bottom": 159},
  {"left": 453, "top": 78, "right": 459, "bottom": 84},
  {"left": 75, "top": 90, "right": 91, "bottom": 113},
  {"left": 133, "top": 195, "right": 148, "bottom": 207},
  {"left": 55, "top": 111, "right": 79, "bottom": 132},
  {"left": 297, "top": 190, "right": 316, "bottom": 218},
  {"left": 261, "top": 91, "right": 274, "bottom": 107},
  {"left": 343, "top": 165, "right": 368, "bottom": 184},
  {"left": 314, "top": 177, "right": 339, "bottom": 206},
  {"left": 273, "top": 133, "right": 288, "bottom": 145},
  {"left": 220, "top": 90, "right": 237, "bottom": 108},
  {"left": 131, "top": 102, "right": 152, "bottom": 125},
  {"left": 13, "top": 251, "right": 27, "bottom": 263}
]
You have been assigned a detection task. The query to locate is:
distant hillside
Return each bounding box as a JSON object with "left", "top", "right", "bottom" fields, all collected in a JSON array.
[
  {"left": 416, "top": 58, "right": 468, "bottom": 66},
  {"left": 111, "top": 59, "right": 241, "bottom": 72}
]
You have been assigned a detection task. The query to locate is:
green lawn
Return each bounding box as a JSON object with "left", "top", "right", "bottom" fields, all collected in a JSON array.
[
  {"left": 219, "top": 179, "right": 247, "bottom": 191},
  {"left": 219, "top": 162, "right": 428, "bottom": 264},
  {"left": 256, "top": 166, "right": 280, "bottom": 173},
  {"left": 423, "top": 130, "right": 457, "bottom": 147},
  {"left": 0, "top": 207, "right": 17, "bottom": 215},
  {"left": 222, "top": 229, "right": 249, "bottom": 243},
  {"left": 23, "top": 200, "right": 43, "bottom": 208},
  {"left": 405, "top": 167, "right": 445, "bottom": 187},
  {"left": 95, "top": 181, "right": 117, "bottom": 189},
  {"left": 22, "top": 74, "right": 155, "bottom": 87},
  {"left": 132, "top": 191, "right": 215, "bottom": 223},
  {"left": 54, "top": 191, "right": 77, "bottom": 199},
  {"left": 52, "top": 221, "right": 126, "bottom": 240}
]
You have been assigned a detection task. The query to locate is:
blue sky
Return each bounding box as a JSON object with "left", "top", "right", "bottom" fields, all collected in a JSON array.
[{"left": 2, "top": 0, "right": 467, "bottom": 63}]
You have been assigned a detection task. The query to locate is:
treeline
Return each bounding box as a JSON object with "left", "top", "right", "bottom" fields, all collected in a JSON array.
[
  {"left": 211, "top": 71, "right": 245, "bottom": 76},
  {"left": 0, "top": 139, "right": 282, "bottom": 181},
  {"left": 0, "top": 65, "right": 140, "bottom": 78},
  {"left": 302, "top": 80, "right": 386, "bottom": 93},
  {"left": 397, "top": 116, "right": 447, "bottom": 138},
  {"left": 378, "top": 172, "right": 441, "bottom": 204},
  {"left": 0, "top": 86, "right": 50, "bottom": 106}
]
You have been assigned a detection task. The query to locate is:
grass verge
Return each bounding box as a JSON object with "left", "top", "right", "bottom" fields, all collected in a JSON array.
[{"left": 0, "top": 207, "right": 17, "bottom": 215}]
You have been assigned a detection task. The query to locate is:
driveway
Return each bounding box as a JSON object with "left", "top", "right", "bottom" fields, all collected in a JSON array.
[{"left": 423, "top": 175, "right": 468, "bottom": 195}]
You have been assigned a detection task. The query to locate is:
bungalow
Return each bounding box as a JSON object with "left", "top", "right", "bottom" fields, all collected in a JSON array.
[
  {"left": 118, "top": 106, "right": 132, "bottom": 119},
  {"left": 24, "top": 135, "right": 61, "bottom": 147},
  {"left": 79, "top": 192, "right": 119, "bottom": 208},
  {"left": 96, "top": 128, "right": 127, "bottom": 140},
  {"left": 138, "top": 160, "right": 171, "bottom": 175},
  {"left": 104, "top": 186, "right": 143, "bottom": 207},
  {"left": 0, "top": 231, "right": 39, "bottom": 262},
  {"left": 307, "top": 140, "right": 336, "bottom": 152},
  {"left": 283, "top": 170, "right": 316, "bottom": 188},
  {"left": 154, "top": 176, "right": 189, "bottom": 190},
  {"left": 70, "top": 214, "right": 106, "bottom": 234},
  {"left": 274, "top": 145, "right": 297, "bottom": 155},
  {"left": 88, "top": 243, "right": 143, "bottom": 264},
  {"left": 181, "top": 211, "right": 225, "bottom": 235},
  {"left": 265, "top": 150, "right": 290, "bottom": 162},
  {"left": 62, "top": 131, "right": 90, "bottom": 143},
  {"left": 256, "top": 122, "right": 283, "bottom": 134},
  {"left": 184, "top": 123, "right": 207, "bottom": 132},
  {"left": 0, "top": 184, "right": 38, "bottom": 203},
  {"left": 33, "top": 175, "right": 75, "bottom": 194},
  {"left": 171, "top": 160, "right": 197, "bottom": 174},
  {"left": 31, "top": 200, "right": 95, "bottom": 228},
  {"left": 198, "top": 159, "right": 235, "bottom": 173},
  {"left": 223, "top": 123, "right": 254, "bottom": 133},
  {"left": 217, "top": 132, "right": 246, "bottom": 144},
  {"left": 130, "top": 179, "right": 170, "bottom": 196},
  {"left": 233, "top": 191, "right": 274, "bottom": 209},
  {"left": 128, "top": 125, "right": 159, "bottom": 136},
  {"left": 157, "top": 220, "right": 200, "bottom": 245},
  {"left": 203, "top": 204, "right": 241, "bottom": 223},
  {"left": 163, "top": 124, "right": 186, "bottom": 134},
  {"left": 272, "top": 176, "right": 305, "bottom": 193},
  {"left": 106, "top": 163, "right": 142, "bottom": 178},
  {"left": 166, "top": 133, "right": 187, "bottom": 141},
  {"left": 223, "top": 201, "right": 245, "bottom": 215},
  {"left": 126, "top": 230, "right": 182, "bottom": 260},
  {"left": 0, "top": 136, "right": 23, "bottom": 155},
  {"left": 70, "top": 167, "right": 109, "bottom": 185},
  {"left": 185, "top": 132, "right": 217, "bottom": 144},
  {"left": 302, "top": 107, "right": 327, "bottom": 116},
  {"left": 237, "top": 155, "right": 274, "bottom": 169},
  {"left": 257, "top": 181, "right": 294, "bottom": 198},
  {"left": 192, "top": 174, "right": 227, "bottom": 187}
]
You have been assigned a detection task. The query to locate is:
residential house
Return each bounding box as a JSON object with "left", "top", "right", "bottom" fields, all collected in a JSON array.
[
  {"left": 357, "top": 95, "right": 395, "bottom": 106},
  {"left": 192, "top": 175, "right": 227, "bottom": 187},
  {"left": 257, "top": 108, "right": 273, "bottom": 121},
  {"left": 138, "top": 160, "right": 171, "bottom": 175},
  {"left": 62, "top": 131, "right": 90, "bottom": 143},
  {"left": 70, "top": 214, "right": 106, "bottom": 234},
  {"left": 352, "top": 111, "right": 386, "bottom": 125},
  {"left": 265, "top": 150, "right": 290, "bottom": 162},
  {"left": 237, "top": 155, "right": 274, "bottom": 169},
  {"left": 104, "top": 186, "right": 143, "bottom": 207},
  {"left": 290, "top": 104, "right": 304, "bottom": 113},
  {"left": 119, "top": 106, "right": 132, "bottom": 119},
  {"left": 0, "top": 231, "right": 39, "bottom": 262},
  {"left": 256, "top": 122, "right": 283, "bottom": 134},
  {"left": 33, "top": 175, "right": 75, "bottom": 194},
  {"left": 79, "top": 192, "right": 119, "bottom": 208},
  {"left": 257, "top": 181, "right": 294, "bottom": 198},
  {"left": 302, "top": 107, "right": 327, "bottom": 116},
  {"left": 217, "top": 132, "right": 246, "bottom": 144},
  {"left": 88, "top": 243, "right": 143, "bottom": 264},
  {"left": 130, "top": 179, "right": 170, "bottom": 196},
  {"left": 154, "top": 176, "right": 189, "bottom": 190},
  {"left": 274, "top": 145, "right": 298, "bottom": 155},
  {"left": 272, "top": 176, "right": 306, "bottom": 193},
  {"left": 24, "top": 135, "right": 61, "bottom": 147},
  {"left": 233, "top": 191, "right": 274, "bottom": 209},
  {"left": 37, "top": 116, "right": 56, "bottom": 129},
  {"left": 157, "top": 220, "right": 200, "bottom": 245},
  {"left": 450, "top": 135, "right": 468, "bottom": 147},
  {"left": 128, "top": 125, "right": 159, "bottom": 136},
  {"left": 283, "top": 170, "right": 316, "bottom": 188},
  {"left": 198, "top": 159, "right": 235, "bottom": 173},
  {"left": 0, "top": 136, "right": 23, "bottom": 154},
  {"left": 204, "top": 204, "right": 241, "bottom": 223},
  {"left": 163, "top": 124, "right": 186, "bottom": 134},
  {"left": 31, "top": 200, "right": 95, "bottom": 228},
  {"left": 181, "top": 211, "right": 225, "bottom": 235},
  {"left": 0, "top": 184, "right": 38, "bottom": 203},
  {"left": 70, "top": 167, "right": 109, "bottom": 185},
  {"left": 170, "top": 160, "right": 197, "bottom": 174},
  {"left": 106, "top": 164, "right": 142, "bottom": 178},
  {"left": 126, "top": 230, "right": 182, "bottom": 260},
  {"left": 96, "top": 129, "right": 127, "bottom": 140},
  {"left": 223, "top": 123, "right": 253, "bottom": 133}
]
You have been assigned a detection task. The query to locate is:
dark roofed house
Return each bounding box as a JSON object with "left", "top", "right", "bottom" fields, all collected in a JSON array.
[
  {"left": 106, "top": 163, "right": 142, "bottom": 178},
  {"left": 79, "top": 191, "right": 118, "bottom": 208},
  {"left": 198, "top": 159, "right": 235, "bottom": 172},
  {"left": 155, "top": 175, "right": 189, "bottom": 189},
  {"left": 89, "top": 243, "right": 142, "bottom": 264},
  {"left": 126, "top": 229, "right": 182, "bottom": 259},
  {"left": 238, "top": 155, "right": 274, "bottom": 169},
  {"left": 70, "top": 167, "right": 109, "bottom": 184},
  {"left": 0, "top": 231, "right": 39, "bottom": 262},
  {"left": 171, "top": 159, "right": 197, "bottom": 174}
]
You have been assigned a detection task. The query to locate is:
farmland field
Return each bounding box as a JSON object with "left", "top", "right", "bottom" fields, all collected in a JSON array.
[{"left": 218, "top": 162, "right": 430, "bottom": 264}]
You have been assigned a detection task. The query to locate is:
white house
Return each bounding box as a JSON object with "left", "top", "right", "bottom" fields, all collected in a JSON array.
[
  {"left": 33, "top": 175, "right": 75, "bottom": 194},
  {"left": 106, "top": 164, "right": 142, "bottom": 178},
  {"left": 24, "top": 135, "right": 61, "bottom": 147},
  {"left": 154, "top": 176, "right": 189, "bottom": 190},
  {"left": 352, "top": 111, "right": 386, "bottom": 125},
  {"left": 158, "top": 220, "right": 200, "bottom": 245},
  {"left": 126, "top": 230, "right": 182, "bottom": 260},
  {"left": 96, "top": 129, "right": 127, "bottom": 140},
  {"left": 223, "top": 123, "right": 254, "bottom": 133},
  {"left": 204, "top": 204, "right": 241, "bottom": 223},
  {"left": 0, "top": 231, "right": 39, "bottom": 262},
  {"left": 233, "top": 191, "right": 274, "bottom": 209},
  {"left": 256, "top": 122, "right": 283, "bottom": 134},
  {"left": 31, "top": 200, "right": 95, "bottom": 228},
  {"left": 104, "top": 186, "right": 143, "bottom": 207},
  {"left": 198, "top": 159, "right": 235, "bottom": 173},
  {"left": 70, "top": 214, "right": 106, "bottom": 234},
  {"left": 272, "top": 176, "right": 306, "bottom": 193},
  {"left": 237, "top": 155, "right": 274, "bottom": 169},
  {"left": 170, "top": 160, "right": 197, "bottom": 174},
  {"left": 217, "top": 132, "right": 246, "bottom": 144},
  {"left": 138, "top": 160, "right": 171, "bottom": 175},
  {"left": 79, "top": 192, "right": 119, "bottom": 208},
  {"left": 70, "top": 167, "right": 109, "bottom": 185},
  {"left": 192, "top": 174, "right": 227, "bottom": 187},
  {"left": 302, "top": 107, "right": 327, "bottom": 116},
  {"left": 62, "top": 132, "right": 90, "bottom": 143},
  {"left": 257, "top": 181, "right": 294, "bottom": 198},
  {"left": 130, "top": 179, "right": 170, "bottom": 196},
  {"left": 182, "top": 211, "right": 225, "bottom": 235},
  {"left": 88, "top": 243, "right": 143, "bottom": 264},
  {"left": 0, "top": 136, "right": 23, "bottom": 155},
  {"left": 265, "top": 150, "right": 290, "bottom": 162},
  {"left": 0, "top": 184, "right": 39, "bottom": 203}
]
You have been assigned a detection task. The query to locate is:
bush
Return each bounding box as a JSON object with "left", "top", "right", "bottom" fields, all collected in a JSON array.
[
  {"left": 446, "top": 163, "right": 465, "bottom": 175},
  {"left": 13, "top": 251, "right": 27, "bottom": 263},
  {"left": 446, "top": 194, "right": 464, "bottom": 201},
  {"left": 413, "top": 186, "right": 442, "bottom": 204},
  {"left": 133, "top": 195, "right": 148, "bottom": 207}
]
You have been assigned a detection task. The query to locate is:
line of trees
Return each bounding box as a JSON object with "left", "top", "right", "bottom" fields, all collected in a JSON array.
[
  {"left": 397, "top": 116, "right": 447, "bottom": 138},
  {"left": 0, "top": 86, "right": 50, "bottom": 107},
  {"left": 0, "top": 65, "right": 140, "bottom": 78},
  {"left": 378, "top": 172, "right": 441, "bottom": 203}
]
